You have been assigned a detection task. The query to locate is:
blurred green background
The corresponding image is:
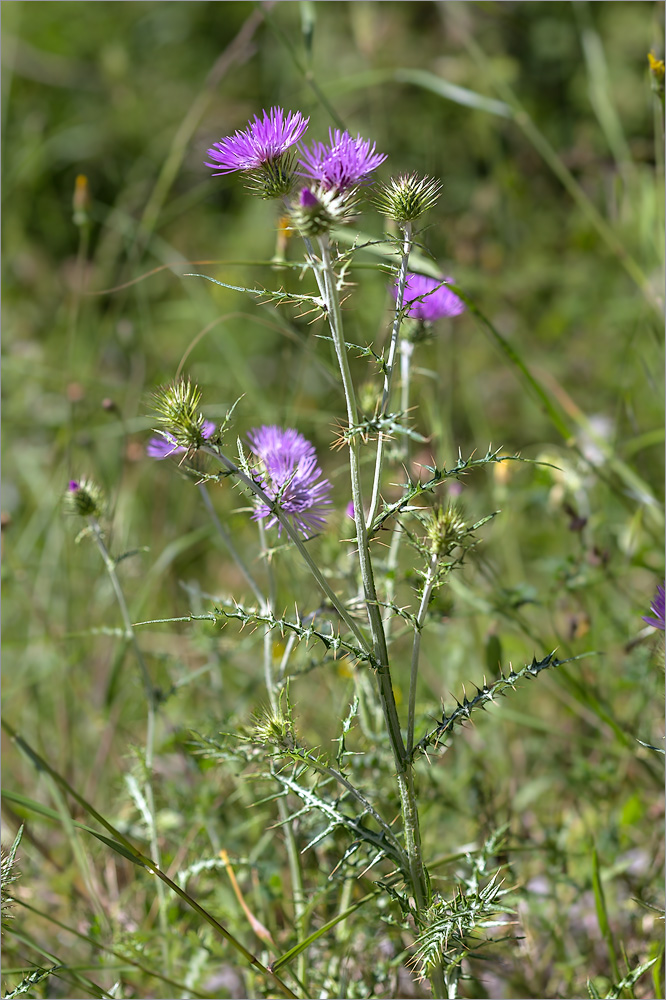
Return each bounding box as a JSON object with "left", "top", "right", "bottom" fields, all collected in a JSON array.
[{"left": 2, "top": 2, "right": 664, "bottom": 998}]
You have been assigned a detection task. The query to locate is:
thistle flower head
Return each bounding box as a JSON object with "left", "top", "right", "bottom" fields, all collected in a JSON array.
[
  {"left": 147, "top": 420, "right": 216, "bottom": 460},
  {"left": 152, "top": 380, "right": 208, "bottom": 455},
  {"left": 289, "top": 184, "right": 357, "bottom": 236},
  {"left": 297, "top": 128, "right": 386, "bottom": 192},
  {"left": 249, "top": 693, "right": 298, "bottom": 754},
  {"left": 248, "top": 425, "right": 332, "bottom": 538},
  {"left": 64, "top": 478, "right": 105, "bottom": 519},
  {"left": 395, "top": 272, "right": 466, "bottom": 324},
  {"left": 642, "top": 582, "right": 665, "bottom": 630},
  {"left": 205, "top": 106, "right": 309, "bottom": 198},
  {"left": 374, "top": 173, "right": 441, "bottom": 223},
  {"left": 424, "top": 504, "right": 467, "bottom": 558}
]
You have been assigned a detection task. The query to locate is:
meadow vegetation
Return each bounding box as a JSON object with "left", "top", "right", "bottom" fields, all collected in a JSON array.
[{"left": 2, "top": 3, "right": 664, "bottom": 998}]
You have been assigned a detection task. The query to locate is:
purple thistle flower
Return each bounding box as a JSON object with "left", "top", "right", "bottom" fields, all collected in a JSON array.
[
  {"left": 396, "top": 272, "right": 466, "bottom": 323},
  {"left": 248, "top": 425, "right": 332, "bottom": 538},
  {"left": 147, "top": 420, "right": 216, "bottom": 459},
  {"left": 204, "top": 107, "right": 309, "bottom": 176},
  {"left": 68, "top": 480, "right": 79, "bottom": 492},
  {"left": 298, "top": 128, "right": 386, "bottom": 191},
  {"left": 642, "top": 582, "right": 665, "bottom": 630}
]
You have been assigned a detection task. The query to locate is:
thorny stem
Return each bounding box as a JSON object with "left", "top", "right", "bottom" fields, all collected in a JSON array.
[
  {"left": 316, "top": 235, "right": 431, "bottom": 922},
  {"left": 381, "top": 336, "right": 417, "bottom": 639},
  {"left": 366, "top": 222, "right": 412, "bottom": 528},
  {"left": 407, "top": 553, "right": 439, "bottom": 757},
  {"left": 88, "top": 519, "right": 171, "bottom": 972},
  {"left": 381, "top": 338, "right": 416, "bottom": 642}
]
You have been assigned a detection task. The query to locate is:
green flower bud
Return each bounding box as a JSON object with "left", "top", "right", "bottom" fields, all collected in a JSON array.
[
  {"left": 424, "top": 504, "right": 467, "bottom": 558},
  {"left": 289, "top": 185, "right": 356, "bottom": 237},
  {"left": 65, "top": 478, "right": 105, "bottom": 519},
  {"left": 152, "top": 379, "right": 207, "bottom": 455},
  {"left": 373, "top": 173, "right": 441, "bottom": 223}
]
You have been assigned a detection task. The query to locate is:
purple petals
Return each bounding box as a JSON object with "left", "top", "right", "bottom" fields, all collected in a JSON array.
[
  {"left": 298, "top": 128, "right": 386, "bottom": 191},
  {"left": 248, "top": 425, "right": 332, "bottom": 538},
  {"left": 205, "top": 107, "right": 309, "bottom": 176},
  {"left": 642, "top": 582, "right": 665, "bottom": 630},
  {"left": 395, "top": 272, "right": 466, "bottom": 323},
  {"left": 147, "top": 420, "right": 216, "bottom": 459}
]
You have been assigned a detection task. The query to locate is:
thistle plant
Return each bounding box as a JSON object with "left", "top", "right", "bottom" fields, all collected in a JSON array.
[
  {"left": 38, "top": 85, "right": 658, "bottom": 999},
  {"left": 99, "top": 104, "right": 604, "bottom": 999}
]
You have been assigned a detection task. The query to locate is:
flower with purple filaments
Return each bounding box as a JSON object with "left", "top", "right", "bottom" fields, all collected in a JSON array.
[
  {"left": 394, "top": 272, "right": 466, "bottom": 323},
  {"left": 204, "top": 107, "right": 309, "bottom": 176},
  {"left": 147, "top": 420, "right": 216, "bottom": 459},
  {"left": 298, "top": 128, "right": 386, "bottom": 191},
  {"left": 642, "top": 582, "right": 665, "bottom": 630},
  {"left": 248, "top": 425, "right": 332, "bottom": 538}
]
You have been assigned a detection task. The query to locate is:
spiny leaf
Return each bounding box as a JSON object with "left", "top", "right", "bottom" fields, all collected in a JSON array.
[
  {"left": 414, "top": 652, "right": 594, "bottom": 759},
  {"left": 369, "top": 448, "right": 540, "bottom": 536}
]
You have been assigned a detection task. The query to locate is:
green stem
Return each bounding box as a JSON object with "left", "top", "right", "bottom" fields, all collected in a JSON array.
[
  {"left": 382, "top": 338, "right": 415, "bottom": 640},
  {"left": 316, "top": 235, "right": 431, "bottom": 918},
  {"left": 407, "top": 553, "right": 439, "bottom": 756},
  {"left": 88, "top": 520, "right": 170, "bottom": 972},
  {"left": 367, "top": 223, "right": 412, "bottom": 528}
]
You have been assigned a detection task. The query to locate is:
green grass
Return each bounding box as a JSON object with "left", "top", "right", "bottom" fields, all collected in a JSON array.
[{"left": 2, "top": 3, "right": 664, "bottom": 998}]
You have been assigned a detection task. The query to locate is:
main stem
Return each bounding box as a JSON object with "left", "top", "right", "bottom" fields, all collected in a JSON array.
[{"left": 316, "top": 235, "right": 431, "bottom": 919}]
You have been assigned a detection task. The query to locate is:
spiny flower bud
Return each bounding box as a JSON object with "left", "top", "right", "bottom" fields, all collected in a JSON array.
[
  {"left": 289, "top": 185, "right": 356, "bottom": 237},
  {"left": 424, "top": 504, "right": 467, "bottom": 558},
  {"left": 373, "top": 173, "right": 441, "bottom": 223},
  {"left": 152, "top": 379, "right": 207, "bottom": 455},
  {"left": 65, "top": 478, "right": 105, "bottom": 518},
  {"left": 249, "top": 700, "right": 298, "bottom": 754}
]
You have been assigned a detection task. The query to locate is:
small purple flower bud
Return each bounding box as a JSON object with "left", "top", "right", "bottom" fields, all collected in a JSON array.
[
  {"left": 64, "top": 478, "right": 105, "bottom": 518},
  {"left": 299, "top": 187, "right": 319, "bottom": 208}
]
